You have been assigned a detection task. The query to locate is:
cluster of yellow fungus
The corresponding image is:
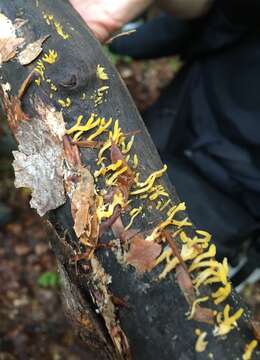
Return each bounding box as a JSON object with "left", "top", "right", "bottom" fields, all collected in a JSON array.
[
  {"left": 58, "top": 97, "right": 72, "bottom": 108},
  {"left": 125, "top": 206, "right": 143, "bottom": 230},
  {"left": 91, "top": 85, "right": 110, "bottom": 107},
  {"left": 63, "top": 60, "right": 257, "bottom": 358},
  {"left": 43, "top": 12, "right": 70, "bottom": 39},
  {"left": 42, "top": 49, "right": 58, "bottom": 64},
  {"left": 213, "top": 304, "right": 244, "bottom": 336},
  {"left": 34, "top": 50, "right": 58, "bottom": 90},
  {"left": 243, "top": 340, "right": 258, "bottom": 360},
  {"left": 66, "top": 113, "right": 112, "bottom": 142},
  {"left": 96, "top": 64, "right": 109, "bottom": 80},
  {"left": 96, "top": 191, "right": 125, "bottom": 222},
  {"left": 195, "top": 329, "right": 208, "bottom": 352}
]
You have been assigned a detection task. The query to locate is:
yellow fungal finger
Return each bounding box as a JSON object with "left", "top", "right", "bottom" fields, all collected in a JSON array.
[
  {"left": 243, "top": 340, "right": 258, "bottom": 360},
  {"left": 125, "top": 206, "right": 142, "bottom": 231}
]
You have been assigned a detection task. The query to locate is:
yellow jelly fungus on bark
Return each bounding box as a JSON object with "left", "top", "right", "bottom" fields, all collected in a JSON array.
[
  {"left": 211, "top": 282, "right": 231, "bottom": 305},
  {"left": 94, "top": 160, "right": 123, "bottom": 178},
  {"left": 96, "top": 64, "right": 109, "bottom": 80},
  {"left": 213, "top": 305, "right": 244, "bottom": 336},
  {"left": 243, "top": 340, "right": 258, "bottom": 360},
  {"left": 125, "top": 206, "right": 143, "bottom": 231},
  {"left": 131, "top": 165, "right": 168, "bottom": 196},
  {"left": 195, "top": 329, "right": 208, "bottom": 353},
  {"left": 58, "top": 97, "right": 72, "bottom": 108},
  {"left": 42, "top": 50, "right": 58, "bottom": 64},
  {"left": 187, "top": 296, "right": 209, "bottom": 320}
]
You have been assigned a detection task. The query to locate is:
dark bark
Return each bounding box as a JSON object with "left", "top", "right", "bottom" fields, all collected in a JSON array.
[{"left": 0, "top": 1, "right": 258, "bottom": 359}]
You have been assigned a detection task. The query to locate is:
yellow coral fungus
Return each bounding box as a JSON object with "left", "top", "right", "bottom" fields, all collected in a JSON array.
[
  {"left": 192, "top": 258, "right": 229, "bottom": 289},
  {"left": 189, "top": 244, "right": 216, "bottom": 270},
  {"left": 195, "top": 329, "right": 208, "bottom": 353},
  {"left": 96, "top": 191, "right": 124, "bottom": 222},
  {"left": 243, "top": 340, "right": 258, "bottom": 360},
  {"left": 96, "top": 64, "right": 109, "bottom": 80},
  {"left": 211, "top": 282, "right": 231, "bottom": 305},
  {"left": 131, "top": 164, "right": 167, "bottom": 196},
  {"left": 94, "top": 160, "right": 123, "bottom": 178},
  {"left": 35, "top": 59, "right": 45, "bottom": 80},
  {"left": 66, "top": 113, "right": 100, "bottom": 141},
  {"left": 43, "top": 13, "right": 70, "bottom": 40},
  {"left": 125, "top": 206, "right": 143, "bottom": 231},
  {"left": 58, "top": 97, "right": 72, "bottom": 108},
  {"left": 106, "top": 166, "right": 128, "bottom": 186},
  {"left": 213, "top": 305, "right": 244, "bottom": 336},
  {"left": 146, "top": 202, "right": 189, "bottom": 242},
  {"left": 180, "top": 230, "right": 211, "bottom": 250},
  {"left": 187, "top": 296, "right": 209, "bottom": 320},
  {"left": 149, "top": 185, "right": 169, "bottom": 201},
  {"left": 121, "top": 136, "right": 135, "bottom": 154},
  {"left": 42, "top": 49, "right": 58, "bottom": 64},
  {"left": 87, "top": 117, "right": 112, "bottom": 141},
  {"left": 159, "top": 199, "right": 171, "bottom": 212},
  {"left": 54, "top": 21, "right": 70, "bottom": 39},
  {"left": 35, "top": 78, "right": 41, "bottom": 86},
  {"left": 133, "top": 154, "right": 139, "bottom": 169},
  {"left": 156, "top": 201, "right": 162, "bottom": 210},
  {"left": 66, "top": 115, "right": 83, "bottom": 135},
  {"left": 156, "top": 241, "right": 199, "bottom": 279}
]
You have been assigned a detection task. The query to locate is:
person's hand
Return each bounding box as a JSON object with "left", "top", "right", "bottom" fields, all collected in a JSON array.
[{"left": 69, "top": 0, "right": 152, "bottom": 42}]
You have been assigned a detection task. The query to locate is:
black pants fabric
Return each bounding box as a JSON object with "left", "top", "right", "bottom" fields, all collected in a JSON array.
[{"left": 142, "top": 70, "right": 259, "bottom": 263}]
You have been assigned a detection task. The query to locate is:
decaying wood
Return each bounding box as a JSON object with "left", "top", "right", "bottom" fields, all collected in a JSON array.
[{"left": 0, "top": 1, "right": 259, "bottom": 359}]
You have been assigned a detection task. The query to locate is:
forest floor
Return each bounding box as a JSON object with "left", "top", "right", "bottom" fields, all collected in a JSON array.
[{"left": 0, "top": 56, "right": 259, "bottom": 360}]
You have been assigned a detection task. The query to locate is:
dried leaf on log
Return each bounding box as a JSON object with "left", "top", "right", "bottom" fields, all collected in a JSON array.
[
  {"left": 18, "top": 35, "right": 49, "bottom": 65},
  {"left": 12, "top": 101, "right": 66, "bottom": 216},
  {"left": 0, "top": 13, "right": 24, "bottom": 64},
  {"left": 126, "top": 235, "right": 162, "bottom": 273}
]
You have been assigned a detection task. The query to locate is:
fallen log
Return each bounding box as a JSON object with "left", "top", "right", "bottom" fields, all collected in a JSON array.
[{"left": 0, "top": 0, "right": 259, "bottom": 359}]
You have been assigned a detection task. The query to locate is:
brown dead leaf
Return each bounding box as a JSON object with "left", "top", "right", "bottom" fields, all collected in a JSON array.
[
  {"left": 0, "top": 37, "right": 24, "bottom": 64},
  {"left": 0, "top": 13, "right": 24, "bottom": 64},
  {"left": 192, "top": 305, "right": 215, "bottom": 325},
  {"left": 18, "top": 35, "right": 49, "bottom": 65},
  {"left": 12, "top": 101, "right": 66, "bottom": 216},
  {"left": 126, "top": 235, "right": 162, "bottom": 273}
]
